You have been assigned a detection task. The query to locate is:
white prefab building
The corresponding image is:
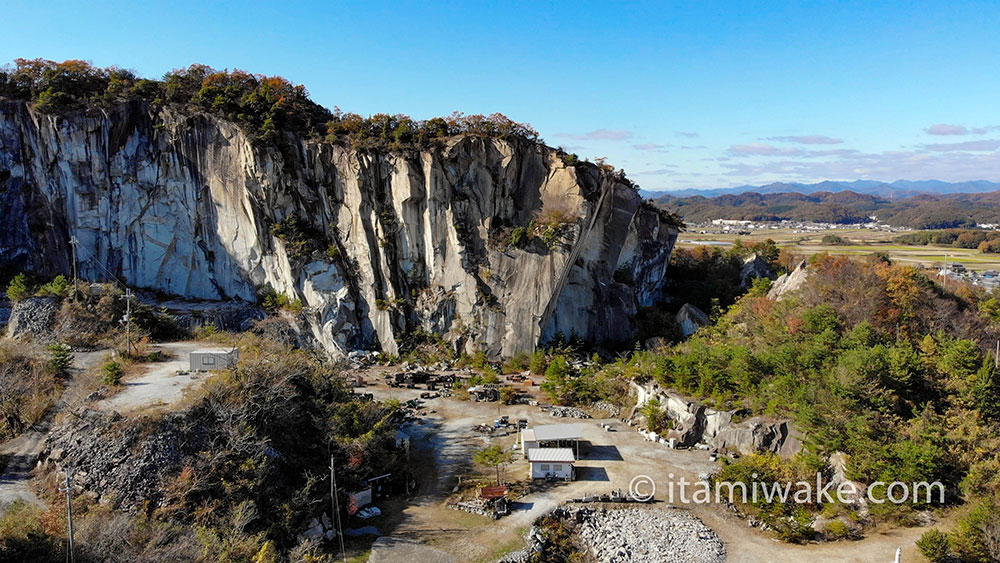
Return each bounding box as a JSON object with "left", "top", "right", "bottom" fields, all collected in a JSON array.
[
  {"left": 520, "top": 423, "right": 582, "bottom": 458},
  {"left": 527, "top": 448, "right": 575, "bottom": 480},
  {"left": 189, "top": 349, "right": 239, "bottom": 372}
]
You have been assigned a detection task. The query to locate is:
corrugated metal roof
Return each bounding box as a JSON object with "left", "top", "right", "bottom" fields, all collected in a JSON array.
[
  {"left": 527, "top": 448, "right": 575, "bottom": 463},
  {"left": 521, "top": 429, "right": 535, "bottom": 442},
  {"left": 531, "top": 423, "right": 582, "bottom": 441}
]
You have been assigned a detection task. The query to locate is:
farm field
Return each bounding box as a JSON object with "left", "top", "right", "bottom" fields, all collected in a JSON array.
[{"left": 677, "top": 228, "right": 1000, "bottom": 272}]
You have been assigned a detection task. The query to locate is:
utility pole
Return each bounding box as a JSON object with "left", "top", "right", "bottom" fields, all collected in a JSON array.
[
  {"left": 330, "top": 455, "right": 346, "bottom": 563},
  {"left": 69, "top": 236, "right": 79, "bottom": 300},
  {"left": 61, "top": 470, "right": 76, "bottom": 563},
  {"left": 121, "top": 288, "right": 132, "bottom": 356}
]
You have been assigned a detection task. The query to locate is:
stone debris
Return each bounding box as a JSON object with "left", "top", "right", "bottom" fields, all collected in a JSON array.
[
  {"left": 5, "top": 296, "right": 59, "bottom": 340},
  {"left": 546, "top": 406, "right": 591, "bottom": 419},
  {"left": 575, "top": 508, "right": 726, "bottom": 563},
  {"left": 592, "top": 401, "right": 621, "bottom": 418}
]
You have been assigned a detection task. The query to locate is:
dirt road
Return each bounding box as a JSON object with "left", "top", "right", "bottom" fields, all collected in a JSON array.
[
  {"left": 364, "top": 382, "right": 933, "bottom": 563},
  {"left": 0, "top": 349, "right": 109, "bottom": 510},
  {"left": 97, "top": 341, "right": 212, "bottom": 413}
]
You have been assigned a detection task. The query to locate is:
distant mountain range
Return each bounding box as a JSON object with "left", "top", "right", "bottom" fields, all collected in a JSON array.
[
  {"left": 639, "top": 180, "right": 1000, "bottom": 199},
  {"left": 651, "top": 189, "right": 1000, "bottom": 228}
]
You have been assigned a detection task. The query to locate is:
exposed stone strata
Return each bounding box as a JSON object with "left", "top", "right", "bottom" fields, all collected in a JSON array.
[
  {"left": 634, "top": 382, "right": 802, "bottom": 456},
  {"left": 0, "top": 100, "right": 678, "bottom": 357}
]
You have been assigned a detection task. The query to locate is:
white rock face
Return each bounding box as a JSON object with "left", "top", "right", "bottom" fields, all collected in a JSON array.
[
  {"left": 675, "top": 303, "right": 710, "bottom": 337},
  {"left": 0, "top": 101, "right": 678, "bottom": 357},
  {"left": 634, "top": 382, "right": 802, "bottom": 456},
  {"left": 768, "top": 260, "right": 808, "bottom": 300}
]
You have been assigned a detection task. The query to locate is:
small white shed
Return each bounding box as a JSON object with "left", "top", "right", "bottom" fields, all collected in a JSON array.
[
  {"left": 520, "top": 428, "right": 538, "bottom": 457},
  {"left": 189, "top": 349, "right": 239, "bottom": 372},
  {"left": 527, "top": 448, "right": 575, "bottom": 480}
]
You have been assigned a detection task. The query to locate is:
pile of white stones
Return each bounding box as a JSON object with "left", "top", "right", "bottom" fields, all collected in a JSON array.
[
  {"left": 576, "top": 508, "right": 726, "bottom": 563},
  {"left": 547, "top": 406, "right": 591, "bottom": 418}
]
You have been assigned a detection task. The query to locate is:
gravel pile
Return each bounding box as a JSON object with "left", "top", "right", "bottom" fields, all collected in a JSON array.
[
  {"left": 548, "top": 406, "right": 591, "bottom": 419},
  {"left": 593, "top": 401, "right": 621, "bottom": 417},
  {"left": 576, "top": 508, "right": 726, "bottom": 563},
  {"left": 5, "top": 296, "right": 58, "bottom": 339}
]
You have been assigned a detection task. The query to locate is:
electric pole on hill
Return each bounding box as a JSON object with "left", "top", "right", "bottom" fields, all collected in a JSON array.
[
  {"left": 121, "top": 288, "right": 132, "bottom": 356},
  {"left": 330, "top": 455, "right": 346, "bottom": 563},
  {"left": 69, "top": 236, "right": 79, "bottom": 300},
  {"left": 60, "top": 469, "right": 76, "bottom": 563}
]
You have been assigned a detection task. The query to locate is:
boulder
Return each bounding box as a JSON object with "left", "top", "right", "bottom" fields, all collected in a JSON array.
[{"left": 675, "top": 303, "right": 710, "bottom": 337}]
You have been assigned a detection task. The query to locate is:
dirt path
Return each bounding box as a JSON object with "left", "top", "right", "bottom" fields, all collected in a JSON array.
[
  {"left": 362, "top": 381, "right": 936, "bottom": 562},
  {"left": 97, "top": 341, "right": 211, "bottom": 414},
  {"left": 0, "top": 349, "right": 109, "bottom": 511}
]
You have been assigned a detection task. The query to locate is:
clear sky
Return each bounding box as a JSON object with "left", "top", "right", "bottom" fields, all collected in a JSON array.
[{"left": 4, "top": 1, "right": 999, "bottom": 190}]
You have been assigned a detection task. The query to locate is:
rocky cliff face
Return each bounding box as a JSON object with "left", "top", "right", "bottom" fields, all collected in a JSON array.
[{"left": 0, "top": 100, "right": 677, "bottom": 356}]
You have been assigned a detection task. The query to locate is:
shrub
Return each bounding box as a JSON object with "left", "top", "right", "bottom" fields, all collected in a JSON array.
[
  {"left": 639, "top": 399, "right": 672, "bottom": 434},
  {"left": 915, "top": 529, "right": 951, "bottom": 562},
  {"left": 36, "top": 274, "right": 71, "bottom": 298},
  {"left": 270, "top": 217, "right": 326, "bottom": 260},
  {"left": 0, "top": 499, "right": 59, "bottom": 560},
  {"left": 508, "top": 226, "right": 527, "bottom": 248},
  {"left": 0, "top": 344, "right": 60, "bottom": 439},
  {"left": 5, "top": 273, "right": 29, "bottom": 301},
  {"left": 101, "top": 360, "right": 123, "bottom": 386},
  {"left": 949, "top": 498, "right": 1000, "bottom": 561},
  {"left": 822, "top": 519, "right": 852, "bottom": 540},
  {"left": 544, "top": 355, "right": 570, "bottom": 379},
  {"left": 529, "top": 351, "right": 548, "bottom": 375},
  {"left": 259, "top": 288, "right": 303, "bottom": 314},
  {"left": 194, "top": 322, "right": 219, "bottom": 339},
  {"left": 47, "top": 343, "right": 74, "bottom": 380},
  {"left": 472, "top": 444, "right": 514, "bottom": 484},
  {"left": 501, "top": 352, "right": 528, "bottom": 374}
]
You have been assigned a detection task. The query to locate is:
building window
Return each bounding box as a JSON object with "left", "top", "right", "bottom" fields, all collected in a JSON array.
[
  {"left": 540, "top": 464, "right": 549, "bottom": 471},
  {"left": 204, "top": 356, "right": 216, "bottom": 365},
  {"left": 553, "top": 465, "right": 562, "bottom": 471}
]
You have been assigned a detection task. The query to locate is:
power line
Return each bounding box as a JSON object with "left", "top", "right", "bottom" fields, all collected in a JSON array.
[{"left": 66, "top": 237, "right": 129, "bottom": 291}]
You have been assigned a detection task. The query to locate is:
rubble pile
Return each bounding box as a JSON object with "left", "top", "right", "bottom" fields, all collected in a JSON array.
[
  {"left": 546, "top": 406, "right": 591, "bottom": 419},
  {"left": 575, "top": 508, "right": 726, "bottom": 563}
]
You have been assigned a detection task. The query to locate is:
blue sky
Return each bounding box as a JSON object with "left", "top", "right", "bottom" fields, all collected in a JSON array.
[{"left": 4, "top": 0, "right": 1000, "bottom": 190}]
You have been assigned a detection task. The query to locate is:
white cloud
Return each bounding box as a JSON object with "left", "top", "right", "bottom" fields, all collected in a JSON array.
[
  {"left": 923, "top": 139, "right": 1000, "bottom": 152},
  {"left": 766, "top": 135, "right": 843, "bottom": 145},
  {"left": 556, "top": 129, "right": 632, "bottom": 141},
  {"left": 926, "top": 123, "right": 968, "bottom": 135}
]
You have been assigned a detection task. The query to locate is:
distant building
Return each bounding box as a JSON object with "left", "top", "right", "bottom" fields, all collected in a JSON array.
[
  {"left": 189, "top": 349, "right": 238, "bottom": 371},
  {"left": 527, "top": 448, "right": 575, "bottom": 480}
]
